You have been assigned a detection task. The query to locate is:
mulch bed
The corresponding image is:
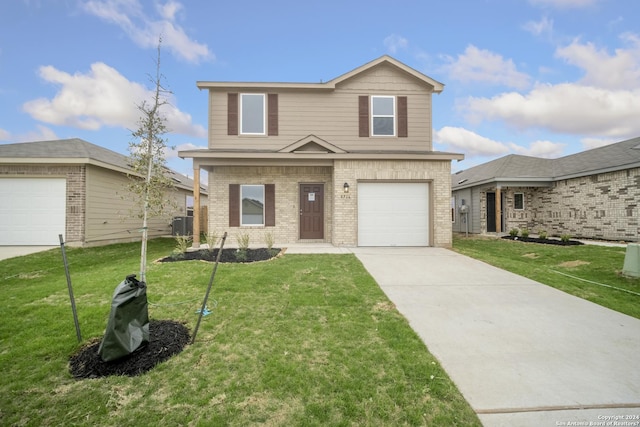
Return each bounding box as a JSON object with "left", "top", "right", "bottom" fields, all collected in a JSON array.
[
  {"left": 501, "top": 236, "right": 584, "bottom": 246},
  {"left": 69, "top": 320, "right": 190, "bottom": 379},
  {"left": 158, "top": 248, "right": 282, "bottom": 263}
]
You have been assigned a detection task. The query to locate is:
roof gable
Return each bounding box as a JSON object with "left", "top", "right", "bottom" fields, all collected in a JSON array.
[
  {"left": 197, "top": 55, "right": 444, "bottom": 93},
  {"left": 278, "top": 135, "right": 347, "bottom": 154},
  {"left": 329, "top": 55, "right": 444, "bottom": 92}
]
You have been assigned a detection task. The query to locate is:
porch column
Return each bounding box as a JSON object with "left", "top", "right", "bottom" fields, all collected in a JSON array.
[
  {"left": 495, "top": 186, "right": 502, "bottom": 233},
  {"left": 192, "top": 165, "right": 201, "bottom": 248}
]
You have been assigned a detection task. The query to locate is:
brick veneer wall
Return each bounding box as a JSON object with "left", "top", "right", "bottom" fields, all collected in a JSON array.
[
  {"left": 209, "top": 160, "right": 454, "bottom": 247},
  {"left": 208, "top": 166, "right": 333, "bottom": 245},
  {"left": 481, "top": 167, "right": 639, "bottom": 241},
  {"left": 334, "top": 159, "right": 453, "bottom": 247},
  {"left": 529, "top": 167, "right": 640, "bottom": 241},
  {"left": 0, "top": 164, "right": 86, "bottom": 244}
]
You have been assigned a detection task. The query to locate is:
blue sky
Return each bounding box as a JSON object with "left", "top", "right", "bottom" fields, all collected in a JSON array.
[{"left": 1, "top": 0, "right": 639, "bottom": 176}]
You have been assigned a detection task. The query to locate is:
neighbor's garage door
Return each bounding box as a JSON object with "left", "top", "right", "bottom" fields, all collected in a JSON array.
[
  {"left": 0, "top": 178, "right": 66, "bottom": 245},
  {"left": 358, "top": 182, "right": 429, "bottom": 246}
]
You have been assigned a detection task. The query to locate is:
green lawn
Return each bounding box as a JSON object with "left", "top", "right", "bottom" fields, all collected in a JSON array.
[
  {"left": 452, "top": 234, "right": 640, "bottom": 320},
  {"left": 0, "top": 238, "right": 479, "bottom": 426}
]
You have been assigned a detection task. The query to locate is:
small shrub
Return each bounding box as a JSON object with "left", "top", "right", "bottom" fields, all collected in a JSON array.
[
  {"left": 171, "top": 234, "right": 191, "bottom": 259},
  {"left": 509, "top": 228, "right": 519, "bottom": 237},
  {"left": 538, "top": 230, "right": 548, "bottom": 240},
  {"left": 520, "top": 228, "right": 530, "bottom": 238},
  {"left": 204, "top": 230, "right": 220, "bottom": 252},
  {"left": 236, "top": 232, "right": 250, "bottom": 261},
  {"left": 264, "top": 231, "right": 279, "bottom": 257},
  {"left": 561, "top": 233, "right": 571, "bottom": 243}
]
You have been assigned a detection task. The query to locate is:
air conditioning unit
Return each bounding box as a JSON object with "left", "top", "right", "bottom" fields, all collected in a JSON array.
[{"left": 172, "top": 216, "right": 193, "bottom": 236}]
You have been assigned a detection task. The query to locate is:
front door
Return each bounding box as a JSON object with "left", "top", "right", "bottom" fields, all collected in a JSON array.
[
  {"left": 486, "top": 192, "right": 496, "bottom": 232},
  {"left": 299, "top": 183, "right": 324, "bottom": 239}
]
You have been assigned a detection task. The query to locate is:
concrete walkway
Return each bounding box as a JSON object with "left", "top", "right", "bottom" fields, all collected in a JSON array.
[{"left": 351, "top": 247, "right": 640, "bottom": 427}]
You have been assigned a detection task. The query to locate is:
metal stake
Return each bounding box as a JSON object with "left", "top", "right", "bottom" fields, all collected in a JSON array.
[
  {"left": 59, "top": 234, "right": 82, "bottom": 342},
  {"left": 191, "top": 232, "right": 227, "bottom": 344}
]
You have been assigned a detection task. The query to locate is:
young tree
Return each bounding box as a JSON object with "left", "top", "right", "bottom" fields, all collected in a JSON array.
[{"left": 128, "top": 38, "right": 175, "bottom": 283}]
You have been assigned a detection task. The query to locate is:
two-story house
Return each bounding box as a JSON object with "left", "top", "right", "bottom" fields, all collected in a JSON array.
[{"left": 180, "top": 56, "right": 463, "bottom": 248}]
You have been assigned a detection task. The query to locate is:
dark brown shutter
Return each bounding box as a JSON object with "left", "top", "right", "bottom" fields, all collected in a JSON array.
[
  {"left": 267, "top": 94, "right": 278, "bottom": 136},
  {"left": 265, "top": 184, "right": 275, "bottom": 226},
  {"left": 358, "top": 95, "right": 369, "bottom": 137},
  {"left": 229, "top": 184, "right": 240, "bottom": 227},
  {"left": 228, "top": 93, "right": 238, "bottom": 135},
  {"left": 397, "top": 96, "right": 408, "bottom": 137}
]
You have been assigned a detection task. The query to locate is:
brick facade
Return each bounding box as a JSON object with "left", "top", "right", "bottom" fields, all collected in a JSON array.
[
  {"left": 209, "top": 166, "right": 333, "bottom": 245},
  {"left": 0, "top": 164, "right": 85, "bottom": 243},
  {"left": 209, "top": 160, "right": 454, "bottom": 248},
  {"left": 481, "top": 167, "right": 640, "bottom": 241}
]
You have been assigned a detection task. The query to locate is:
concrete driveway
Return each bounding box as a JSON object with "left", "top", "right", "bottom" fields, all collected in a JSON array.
[{"left": 352, "top": 247, "right": 640, "bottom": 427}]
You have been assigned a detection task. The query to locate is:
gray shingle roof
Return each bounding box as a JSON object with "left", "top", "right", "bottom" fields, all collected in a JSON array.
[
  {"left": 0, "top": 138, "right": 130, "bottom": 168},
  {"left": 453, "top": 136, "right": 640, "bottom": 189},
  {"left": 0, "top": 138, "right": 203, "bottom": 192}
]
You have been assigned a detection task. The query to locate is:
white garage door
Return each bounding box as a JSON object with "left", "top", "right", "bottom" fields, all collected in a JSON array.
[
  {"left": 0, "top": 178, "right": 66, "bottom": 245},
  {"left": 358, "top": 182, "right": 429, "bottom": 246}
]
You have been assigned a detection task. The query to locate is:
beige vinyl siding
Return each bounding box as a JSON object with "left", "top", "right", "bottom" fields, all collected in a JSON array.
[
  {"left": 85, "top": 165, "right": 188, "bottom": 245},
  {"left": 208, "top": 64, "right": 434, "bottom": 152}
]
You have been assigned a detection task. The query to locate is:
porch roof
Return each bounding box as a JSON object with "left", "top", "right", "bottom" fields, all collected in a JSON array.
[{"left": 179, "top": 148, "right": 464, "bottom": 167}]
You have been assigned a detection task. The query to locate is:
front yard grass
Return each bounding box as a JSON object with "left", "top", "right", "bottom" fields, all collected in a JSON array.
[
  {"left": 0, "top": 238, "right": 480, "bottom": 426},
  {"left": 453, "top": 234, "right": 640, "bottom": 320}
]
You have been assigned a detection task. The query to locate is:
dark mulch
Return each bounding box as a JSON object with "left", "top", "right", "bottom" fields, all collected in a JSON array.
[
  {"left": 158, "top": 248, "right": 281, "bottom": 263},
  {"left": 502, "top": 236, "right": 584, "bottom": 246},
  {"left": 69, "top": 320, "right": 190, "bottom": 379}
]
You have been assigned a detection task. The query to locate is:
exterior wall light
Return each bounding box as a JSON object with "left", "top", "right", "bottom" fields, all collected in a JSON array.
[{"left": 343, "top": 182, "right": 350, "bottom": 193}]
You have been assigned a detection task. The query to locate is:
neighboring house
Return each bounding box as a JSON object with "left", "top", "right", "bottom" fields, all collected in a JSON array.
[
  {"left": 180, "top": 56, "right": 463, "bottom": 248},
  {"left": 451, "top": 136, "right": 640, "bottom": 242},
  {"left": 0, "top": 138, "right": 208, "bottom": 246}
]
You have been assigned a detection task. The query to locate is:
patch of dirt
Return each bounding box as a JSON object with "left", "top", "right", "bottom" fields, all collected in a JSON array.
[
  {"left": 558, "top": 260, "right": 591, "bottom": 268},
  {"left": 69, "top": 320, "right": 190, "bottom": 379},
  {"left": 373, "top": 301, "right": 396, "bottom": 312},
  {"left": 502, "top": 236, "right": 584, "bottom": 246},
  {"left": 158, "top": 248, "right": 282, "bottom": 263},
  {"left": 522, "top": 253, "right": 539, "bottom": 259}
]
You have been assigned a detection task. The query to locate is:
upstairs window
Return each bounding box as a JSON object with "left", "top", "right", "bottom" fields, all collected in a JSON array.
[
  {"left": 240, "top": 94, "right": 265, "bottom": 134},
  {"left": 371, "top": 96, "right": 395, "bottom": 136}
]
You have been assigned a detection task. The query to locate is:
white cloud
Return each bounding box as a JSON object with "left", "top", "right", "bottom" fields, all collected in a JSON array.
[
  {"left": 461, "top": 83, "right": 640, "bottom": 138},
  {"left": 435, "top": 127, "right": 567, "bottom": 159},
  {"left": 434, "top": 127, "right": 510, "bottom": 157},
  {"left": 459, "top": 36, "right": 640, "bottom": 139},
  {"left": 508, "top": 140, "right": 566, "bottom": 158},
  {"left": 165, "top": 142, "right": 206, "bottom": 159},
  {"left": 580, "top": 137, "right": 617, "bottom": 150},
  {"left": 0, "top": 125, "right": 59, "bottom": 143},
  {"left": 23, "top": 62, "right": 206, "bottom": 137},
  {"left": 523, "top": 16, "right": 554, "bottom": 39},
  {"left": 442, "top": 45, "right": 531, "bottom": 89},
  {"left": 529, "top": 0, "right": 599, "bottom": 8},
  {"left": 81, "top": 0, "right": 213, "bottom": 64},
  {"left": 555, "top": 34, "right": 640, "bottom": 90},
  {"left": 384, "top": 34, "right": 408, "bottom": 55}
]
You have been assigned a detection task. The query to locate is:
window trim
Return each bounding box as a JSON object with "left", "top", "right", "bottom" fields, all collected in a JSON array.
[
  {"left": 240, "top": 93, "right": 266, "bottom": 135},
  {"left": 371, "top": 95, "right": 396, "bottom": 137},
  {"left": 514, "top": 192, "right": 525, "bottom": 210},
  {"left": 240, "top": 184, "right": 265, "bottom": 226}
]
